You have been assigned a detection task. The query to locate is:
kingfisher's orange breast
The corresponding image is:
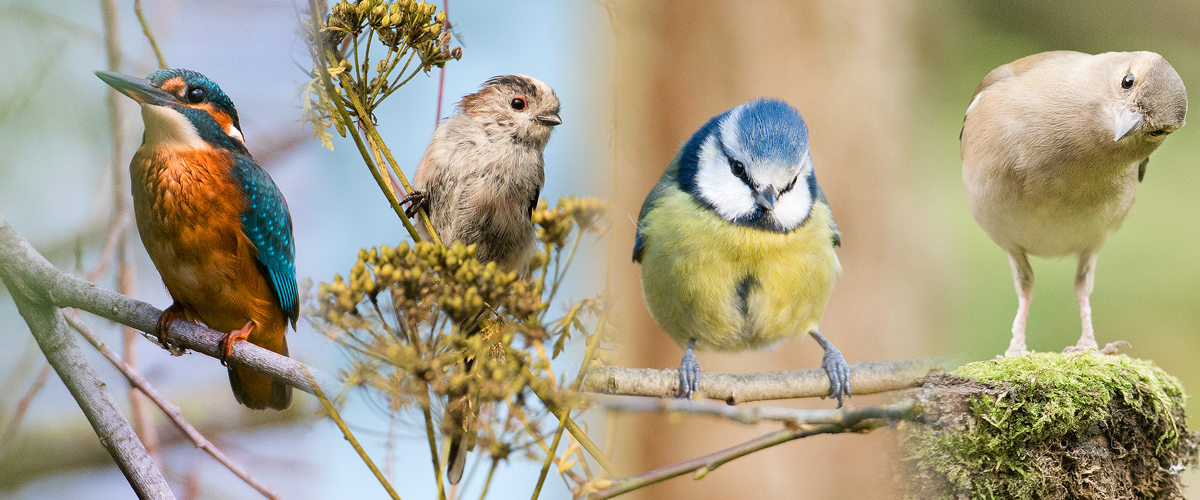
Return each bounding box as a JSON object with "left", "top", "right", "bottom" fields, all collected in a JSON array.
[{"left": 131, "top": 146, "right": 281, "bottom": 334}]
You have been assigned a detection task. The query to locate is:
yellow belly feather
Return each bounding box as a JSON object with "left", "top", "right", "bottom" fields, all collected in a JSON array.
[{"left": 639, "top": 187, "right": 839, "bottom": 351}]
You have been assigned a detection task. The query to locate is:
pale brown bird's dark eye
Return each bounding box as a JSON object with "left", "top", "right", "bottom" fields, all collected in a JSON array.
[
  {"left": 1121, "top": 73, "right": 1135, "bottom": 89},
  {"left": 510, "top": 97, "right": 526, "bottom": 111},
  {"left": 1148, "top": 129, "right": 1166, "bottom": 137}
]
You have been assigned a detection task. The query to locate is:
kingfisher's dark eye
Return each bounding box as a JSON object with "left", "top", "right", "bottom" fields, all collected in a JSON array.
[
  {"left": 187, "top": 87, "right": 205, "bottom": 104},
  {"left": 510, "top": 97, "right": 526, "bottom": 111},
  {"left": 1121, "top": 73, "right": 1135, "bottom": 90},
  {"left": 729, "top": 158, "right": 746, "bottom": 179}
]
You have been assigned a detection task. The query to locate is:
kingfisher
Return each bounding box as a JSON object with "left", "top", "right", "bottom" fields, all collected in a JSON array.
[{"left": 96, "top": 69, "right": 297, "bottom": 410}]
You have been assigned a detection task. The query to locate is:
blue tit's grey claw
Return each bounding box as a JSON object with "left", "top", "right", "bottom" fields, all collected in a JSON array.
[
  {"left": 811, "top": 331, "right": 851, "bottom": 408},
  {"left": 678, "top": 339, "right": 702, "bottom": 399}
]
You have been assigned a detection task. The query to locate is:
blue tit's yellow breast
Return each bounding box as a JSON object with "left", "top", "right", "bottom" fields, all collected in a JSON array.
[{"left": 637, "top": 186, "right": 839, "bottom": 351}]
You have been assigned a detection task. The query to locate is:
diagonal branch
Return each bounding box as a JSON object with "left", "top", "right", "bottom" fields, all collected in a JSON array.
[
  {"left": 583, "top": 357, "right": 941, "bottom": 404},
  {"left": 0, "top": 257, "right": 174, "bottom": 498},
  {"left": 583, "top": 401, "right": 914, "bottom": 499},
  {"left": 0, "top": 212, "right": 339, "bottom": 402},
  {"left": 64, "top": 312, "right": 281, "bottom": 500}
]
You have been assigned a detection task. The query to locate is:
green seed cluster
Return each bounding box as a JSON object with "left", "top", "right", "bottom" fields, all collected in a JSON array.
[
  {"left": 301, "top": 197, "right": 612, "bottom": 473},
  {"left": 532, "top": 196, "right": 610, "bottom": 248},
  {"left": 325, "top": 0, "right": 460, "bottom": 63}
]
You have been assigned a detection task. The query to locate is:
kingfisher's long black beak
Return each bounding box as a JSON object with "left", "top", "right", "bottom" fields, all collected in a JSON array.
[
  {"left": 94, "top": 71, "right": 175, "bottom": 107},
  {"left": 536, "top": 113, "right": 562, "bottom": 126}
]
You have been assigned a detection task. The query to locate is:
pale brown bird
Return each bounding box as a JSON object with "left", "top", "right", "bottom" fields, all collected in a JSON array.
[
  {"left": 961, "top": 50, "right": 1187, "bottom": 356},
  {"left": 404, "top": 74, "right": 561, "bottom": 485}
]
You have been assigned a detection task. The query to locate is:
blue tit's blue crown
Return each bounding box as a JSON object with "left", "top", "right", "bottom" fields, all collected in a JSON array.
[
  {"left": 733, "top": 98, "right": 808, "bottom": 165},
  {"left": 674, "top": 99, "right": 821, "bottom": 234},
  {"left": 148, "top": 68, "right": 247, "bottom": 155}
]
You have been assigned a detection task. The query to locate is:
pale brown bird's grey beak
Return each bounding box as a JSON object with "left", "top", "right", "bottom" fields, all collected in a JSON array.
[
  {"left": 1114, "top": 106, "right": 1145, "bottom": 141},
  {"left": 755, "top": 185, "right": 778, "bottom": 211},
  {"left": 537, "top": 114, "right": 562, "bottom": 126}
]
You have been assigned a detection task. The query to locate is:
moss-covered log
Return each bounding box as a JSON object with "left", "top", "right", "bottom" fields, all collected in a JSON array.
[{"left": 900, "top": 352, "right": 1197, "bottom": 499}]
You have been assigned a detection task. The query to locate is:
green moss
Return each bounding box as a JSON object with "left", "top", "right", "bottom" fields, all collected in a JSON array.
[{"left": 901, "top": 352, "right": 1197, "bottom": 500}]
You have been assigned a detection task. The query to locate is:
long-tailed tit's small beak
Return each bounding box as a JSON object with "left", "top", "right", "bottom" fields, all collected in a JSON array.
[{"left": 537, "top": 114, "right": 562, "bottom": 126}]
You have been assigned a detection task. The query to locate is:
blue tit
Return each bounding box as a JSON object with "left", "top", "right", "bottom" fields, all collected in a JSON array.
[
  {"left": 961, "top": 51, "right": 1186, "bottom": 356},
  {"left": 405, "top": 74, "right": 561, "bottom": 485},
  {"left": 407, "top": 74, "right": 562, "bottom": 273},
  {"left": 633, "top": 98, "right": 851, "bottom": 406}
]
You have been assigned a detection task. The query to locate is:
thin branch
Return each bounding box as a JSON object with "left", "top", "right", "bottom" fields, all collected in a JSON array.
[
  {"left": 584, "top": 402, "right": 914, "bottom": 499},
  {"left": 593, "top": 394, "right": 908, "bottom": 426},
  {"left": 0, "top": 212, "right": 340, "bottom": 401},
  {"left": 0, "top": 362, "right": 51, "bottom": 455},
  {"left": 583, "top": 357, "right": 942, "bottom": 404},
  {"left": 64, "top": 312, "right": 281, "bottom": 500},
  {"left": 134, "top": 0, "right": 168, "bottom": 69},
  {"left": 0, "top": 250, "right": 173, "bottom": 497}
]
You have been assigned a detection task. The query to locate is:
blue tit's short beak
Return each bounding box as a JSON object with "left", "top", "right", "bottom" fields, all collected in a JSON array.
[
  {"left": 1114, "top": 106, "right": 1145, "bottom": 141},
  {"left": 94, "top": 70, "right": 175, "bottom": 107},
  {"left": 536, "top": 114, "right": 562, "bottom": 126},
  {"left": 755, "top": 186, "right": 778, "bottom": 211}
]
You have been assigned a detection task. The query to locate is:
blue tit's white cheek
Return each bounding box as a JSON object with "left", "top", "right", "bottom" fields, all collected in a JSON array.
[
  {"left": 772, "top": 183, "right": 815, "bottom": 229},
  {"left": 694, "top": 136, "right": 756, "bottom": 220}
]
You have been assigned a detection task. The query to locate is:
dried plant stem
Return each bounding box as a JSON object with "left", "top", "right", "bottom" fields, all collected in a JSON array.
[
  {"left": 306, "top": 0, "right": 421, "bottom": 242},
  {"left": 134, "top": 0, "right": 168, "bottom": 69},
  {"left": 584, "top": 357, "right": 941, "bottom": 403},
  {"left": 334, "top": 70, "right": 442, "bottom": 246},
  {"left": 586, "top": 402, "right": 913, "bottom": 499},
  {"left": 422, "top": 404, "right": 448, "bottom": 500},
  {"left": 532, "top": 306, "right": 614, "bottom": 499},
  {"left": 65, "top": 313, "right": 281, "bottom": 500},
  {"left": 0, "top": 362, "right": 51, "bottom": 455},
  {"left": 477, "top": 458, "right": 498, "bottom": 500},
  {"left": 528, "top": 373, "right": 620, "bottom": 479},
  {"left": 310, "top": 367, "right": 402, "bottom": 500}
]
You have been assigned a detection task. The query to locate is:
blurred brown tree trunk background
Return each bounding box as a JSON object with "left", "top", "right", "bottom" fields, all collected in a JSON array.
[{"left": 606, "top": 1, "right": 951, "bottom": 497}]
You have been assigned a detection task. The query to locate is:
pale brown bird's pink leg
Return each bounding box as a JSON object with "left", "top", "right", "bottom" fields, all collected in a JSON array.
[
  {"left": 1067, "top": 253, "right": 1102, "bottom": 353},
  {"left": 1005, "top": 251, "right": 1033, "bottom": 357}
]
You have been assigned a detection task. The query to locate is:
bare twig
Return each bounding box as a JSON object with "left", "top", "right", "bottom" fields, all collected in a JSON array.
[
  {"left": 584, "top": 401, "right": 914, "bottom": 499},
  {"left": 0, "top": 254, "right": 173, "bottom": 497},
  {"left": 0, "top": 213, "right": 339, "bottom": 401},
  {"left": 65, "top": 313, "right": 281, "bottom": 499},
  {"left": 101, "top": 0, "right": 160, "bottom": 460},
  {"left": 134, "top": 0, "right": 168, "bottom": 69},
  {"left": 0, "top": 362, "right": 51, "bottom": 455},
  {"left": 584, "top": 357, "right": 942, "bottom": 404}
]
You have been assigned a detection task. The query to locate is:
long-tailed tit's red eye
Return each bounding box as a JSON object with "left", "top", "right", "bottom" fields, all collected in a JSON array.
[{"left": 510, "top": 97, "right": 526, "bottom": 111}]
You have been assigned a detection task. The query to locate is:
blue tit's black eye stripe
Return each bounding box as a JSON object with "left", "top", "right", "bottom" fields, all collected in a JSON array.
[
  {"left": 729, "top": 158, "right": 746, "bottom": 179},
  {"left": 781, "top": 176, "right": 798, "bottom": 194}
]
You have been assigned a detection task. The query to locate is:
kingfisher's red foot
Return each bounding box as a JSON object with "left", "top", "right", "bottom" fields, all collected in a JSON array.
[
  {"left": 219, "top": 321, "right": 255, "bottom": 365},
  {"left": 156, "top": 302, "right": 188, "bottom": 352}
]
